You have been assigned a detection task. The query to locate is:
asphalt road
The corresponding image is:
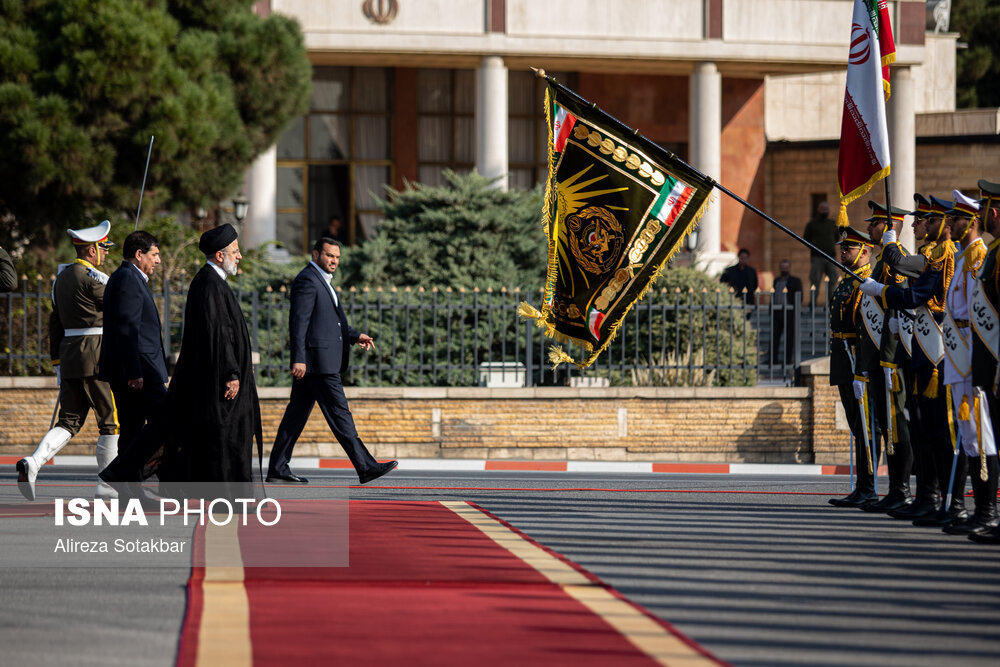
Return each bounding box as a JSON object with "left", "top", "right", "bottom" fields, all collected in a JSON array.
[{"left": 2, "top": 466, "right": 998, "bottom": 667}]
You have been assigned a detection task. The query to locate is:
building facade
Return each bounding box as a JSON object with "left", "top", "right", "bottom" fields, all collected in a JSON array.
[{"left": 243, "top": 0, "right": 941, "bottom": 278}]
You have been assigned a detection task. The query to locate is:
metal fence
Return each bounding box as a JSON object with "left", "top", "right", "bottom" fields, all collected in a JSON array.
[{"left": 1, "top": 276, "right": 830, "bottom": 387}]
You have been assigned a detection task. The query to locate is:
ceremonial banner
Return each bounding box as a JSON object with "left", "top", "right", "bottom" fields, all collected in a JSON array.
[
  {"left": 836, "top": 0, "right": 895, "bottom": 224},
  {"left": 520, "top": 82, "right": 714, "bottom": 368}
]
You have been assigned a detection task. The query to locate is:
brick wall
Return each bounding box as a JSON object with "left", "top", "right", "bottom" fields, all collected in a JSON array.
[
  {"left": 1, "top": 369, "right": 855, "bottom": 465},
  {"left": 764, "top": 141, "right": 1000, "bottom": 296}
]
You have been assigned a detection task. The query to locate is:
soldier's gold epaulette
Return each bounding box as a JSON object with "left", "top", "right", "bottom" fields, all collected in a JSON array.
[
  {"left": 918, "top": 242, "right": 936, "bottom": 259},
  {"left": 929, "top": 239, "right": 953, "bottom": 263},
  {"left": 964, "top": 240, "right": 987, "bottom": 273}
]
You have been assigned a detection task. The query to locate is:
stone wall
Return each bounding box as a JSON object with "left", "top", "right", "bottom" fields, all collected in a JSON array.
[{"left": 0, "top": 362, "right": 853, "bottom": 465}]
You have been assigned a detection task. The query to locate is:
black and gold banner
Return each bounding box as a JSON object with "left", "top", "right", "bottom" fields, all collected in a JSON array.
[{"left": 520, "top": 80, "right": 715, "bottom": 368}]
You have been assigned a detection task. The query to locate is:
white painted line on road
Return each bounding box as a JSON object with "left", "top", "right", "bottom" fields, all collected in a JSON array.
[{"left": 568, "top": 461, "right": 654, "bottom": 473}]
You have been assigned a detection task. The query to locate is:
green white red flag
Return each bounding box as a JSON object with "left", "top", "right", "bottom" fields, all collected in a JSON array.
[{"left": 836, "top": 0, "right": 896, "bottom": 226}]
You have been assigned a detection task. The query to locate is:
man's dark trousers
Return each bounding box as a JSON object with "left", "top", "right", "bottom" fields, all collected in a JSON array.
[
  {"left": 268, "top": 372, "right": 377, "bottom": 476},
  {"left": 98, "top": 262, "right": 169, "bottom": 482},
  {"left": 104, "top": 379, "right": 168, "bottom": 480}
]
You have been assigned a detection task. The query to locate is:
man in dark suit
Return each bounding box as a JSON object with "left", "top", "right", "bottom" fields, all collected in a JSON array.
[
  {"left": 97, "top": 231, "right": 169, "bottom": 486},
  {"left": 771, "top": 259, "right": 803, "bottom": 365},
  {"left": 267, "top": 237, "right": 397, "bottom": 485}
]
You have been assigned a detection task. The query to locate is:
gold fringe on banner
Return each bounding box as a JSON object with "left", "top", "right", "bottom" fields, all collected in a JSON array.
[
  {"left": 890, "top": 368, "right": 901, "bottom": 393},
  {"left": 959, "top": 394, "right": 971, "bottom": 421},
  {"left": 517, "top": 301, "right": 542, "bottom": 321},
  {"left": 548, "top": 346, "right": 575, "bottom": 368}
]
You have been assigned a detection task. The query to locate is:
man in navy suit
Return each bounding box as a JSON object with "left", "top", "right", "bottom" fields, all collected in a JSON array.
[
  {"left": 97, "top": 231, "right": 170, "bottom": 485},
  {"left": 267, "top": 237, "right": 397, "bottom": 485}
]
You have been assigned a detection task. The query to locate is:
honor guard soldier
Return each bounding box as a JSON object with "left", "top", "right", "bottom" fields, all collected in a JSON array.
[
  {"left": 968, "top": 180, "right": 1000, "bottom": 544},
  {"left": 853, "top": 202, "right": 914, "bottom": 512},
  {"left": 16, "top": 221, "right": 119, "bottom": 501},
  {"left": 860, "top": 195, "right": 964, "bottom": 525},
  {"left": 940, "top": 191, "right": 997, "bottom": 536},
  {"left": 829, "top": 228, "right": 878, "bottom": 507}
]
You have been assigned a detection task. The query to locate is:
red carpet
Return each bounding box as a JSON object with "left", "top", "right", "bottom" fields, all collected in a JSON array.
[{"left": 176, "top": 500, "right": 726, "bottom": 666}]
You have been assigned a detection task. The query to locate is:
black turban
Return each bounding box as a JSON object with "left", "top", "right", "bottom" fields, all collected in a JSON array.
[{"left": 199, "top": 224, "right": 238, "bottom": 255}]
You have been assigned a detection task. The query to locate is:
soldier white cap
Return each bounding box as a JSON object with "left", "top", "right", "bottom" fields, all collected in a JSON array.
[
  {"left": 947, "top": 189, "right": 980, "bottom": 219},
  {"left": 67, "top": 220, "right": 114, "bottom": 248}
]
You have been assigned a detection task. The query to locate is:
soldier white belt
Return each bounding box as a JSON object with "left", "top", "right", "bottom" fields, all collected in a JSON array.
[{"left": 64, "top": 327, "right": 102, "bottom": 336}]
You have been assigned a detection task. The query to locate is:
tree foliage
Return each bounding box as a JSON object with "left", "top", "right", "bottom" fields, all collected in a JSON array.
[
  {"left": 337, "top": 170, "right": 548, "bottom": 290},
  {"left": 952, "top": 0, "right": 1000, "bottom": 108},
  {"left": 0, "top": 0, "right": 311, "bottom": 243}
]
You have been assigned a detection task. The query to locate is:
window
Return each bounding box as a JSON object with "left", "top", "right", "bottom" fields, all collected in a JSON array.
[
  {"left": 276, "top": 66, "right": 393, "bottom": 253},
  {"left": 416, "top": 69, "right": 475, "bottom": 186}
]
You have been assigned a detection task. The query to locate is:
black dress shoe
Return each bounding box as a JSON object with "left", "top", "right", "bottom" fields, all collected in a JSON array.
[
  {"left": 358, "top": 460, "right": 398, "bottom": 484},
  {"left": 968, "top": 525, "right": 1000, "bottom": 544},
  {"left": 888, "top": 497, "right": 940, "bottom": 520},
  {"left": 943, "top": 517, "right": 997, "bottom": 535},
  {"left": 913, "top": 506, "right": 968, "bottom": 527},
  {"left": 860, "top": 493, "right": 911, "bottom": 513},
  {"left": 265, "top": 472, "right": 308, "bottom": 484},
  {"left": 829, "top": 490, "right": 877, "bottom": 507}
]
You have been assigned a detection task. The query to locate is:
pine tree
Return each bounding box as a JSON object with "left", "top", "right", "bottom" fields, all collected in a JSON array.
[
  {"left": 338, "top": 170, "right": 548, "bottom": 290},
  {"left": 0, "top": 0, "right": 311, "bottom": 243},
  {"left": 952, "top": 0, "right": 1000, "bottom": 108}
]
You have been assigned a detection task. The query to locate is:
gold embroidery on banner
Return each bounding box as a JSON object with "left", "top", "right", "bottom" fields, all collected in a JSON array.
[
  {"left": 567, "top": 206, "right": 624, "bottom": 275},
  {"left": 594, "top": 269, "right": 631, "bottom": 312},
  {"left": 628, "top": 218, "right": 664, "bottom": 265}
]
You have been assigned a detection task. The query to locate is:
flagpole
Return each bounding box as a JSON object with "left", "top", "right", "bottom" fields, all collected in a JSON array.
[{"left": 532, "top": 69, "right": 867, "bottom": 282}]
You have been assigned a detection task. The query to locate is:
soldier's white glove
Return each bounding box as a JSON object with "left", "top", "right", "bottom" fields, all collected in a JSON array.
[
  {"left": 859, "top": 278, "right": 884, "bottom": 297},
  {"left": 881, "top": 228, "right": 897, "bottom": 246},
  {"left": 55, "top": 366, "right": 61, "bottom": 387},
  {"left": 853, "top": 378, "right": 866, "bottom": 400},
  {"left": 887, "top": 317, "right": 899, "bottom": 335}
]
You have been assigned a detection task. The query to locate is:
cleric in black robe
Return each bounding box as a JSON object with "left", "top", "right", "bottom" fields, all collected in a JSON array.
[{"left": 159, "top": 224, "right": 262, "bottom": 487}]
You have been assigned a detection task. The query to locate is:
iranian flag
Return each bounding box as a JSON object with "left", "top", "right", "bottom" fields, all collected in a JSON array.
[
  {"left": 650, "top": 177, "right": 695, "bottom": 229},
  {"left": 552, "top": 102, "right": 577, "bottom": 152},
  {"left": 836, "top": 0, "right": 895, "bottom": 224}
]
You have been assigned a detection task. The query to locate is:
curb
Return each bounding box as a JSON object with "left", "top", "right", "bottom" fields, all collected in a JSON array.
[{"left": 13, "top": 455, "right": 886, "bottom": 476}]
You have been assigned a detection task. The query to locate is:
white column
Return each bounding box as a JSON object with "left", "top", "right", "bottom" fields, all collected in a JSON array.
[
  {"left": 244, "top": 145, "right": 284, "bottom": 259},
  {"left": 689, "top": 62, "right": 730, "bottom": 274},
  {"left": 476, "top": 56, "right": 508, "bottom": 190},
  {"left": 889, "top": 66, "right": 916, "bottom": 251}
]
